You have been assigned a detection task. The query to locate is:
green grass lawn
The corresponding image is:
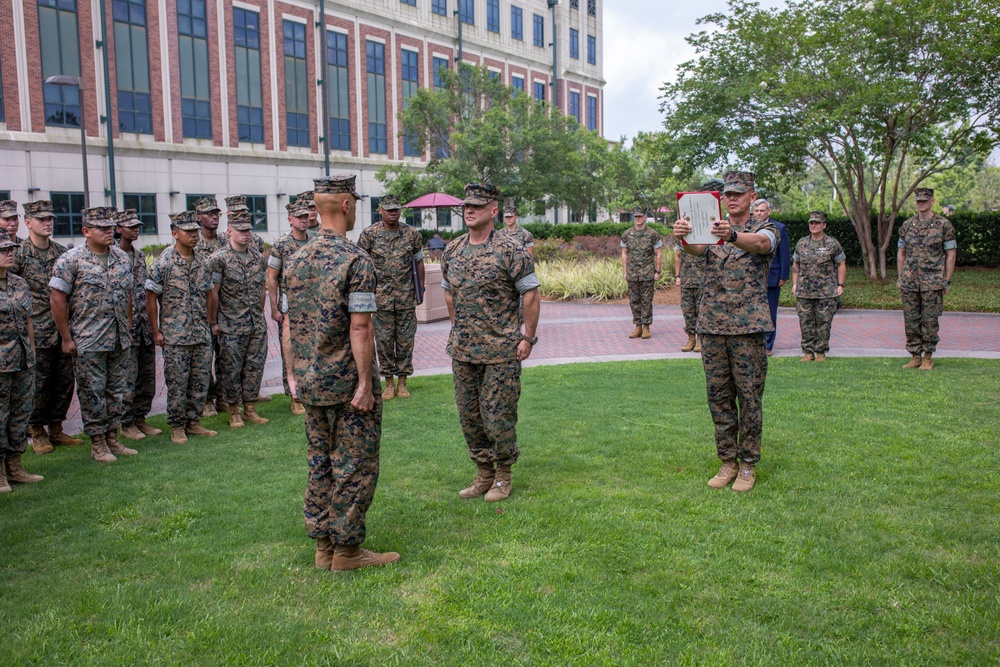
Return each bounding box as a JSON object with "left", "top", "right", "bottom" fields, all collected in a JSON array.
[{"left": 2, "top": 359, "right": 999, "bottom": 665}]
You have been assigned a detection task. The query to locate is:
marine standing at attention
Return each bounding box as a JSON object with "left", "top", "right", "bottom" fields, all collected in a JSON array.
[{"left": 621, "top": 206, "right": 663, "bottom": 339}]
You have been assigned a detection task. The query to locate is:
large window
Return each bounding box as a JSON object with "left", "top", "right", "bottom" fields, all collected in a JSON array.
[
  {"left": 186, "top": 193, "right": 211, "bottom": 211},
  {"left": 533, "top": 14, "right": 544, "bottom": 47},
  {"left": 487, "top": 0, "right": 499, "bottom": 32},
  {"left": 245, "top": 195, "right": 267, "bottom": 231},
  {"left": 400, "top": 0, "right": 416, "bottom": 5},
  {"left": 586, "top": 94, "right": 597, "bottom": 131},
  {"left": 178, "top": 0, "right": 211, "bottom": 138},
  {"left": 234, "top": 8, "right": 263, "bottom": 143},
  {"left": 369, "top": 197, "right": 381, "bottom": 226},
  {"left": 570, "top": 0, "right": 578, "bottom": 8},
  {"left": 459, "top": 0, "right": 474, "bottom": 25},
  {"left": 432, "top": 0, "right": 447, "bottom": 16},
  {"left": 569, "top": 28, "right": 579, "bottom": 60},
  {"left": 569, "top": 90, "right": 580, "bottom": 124},
  {"left": 401, "top": 50, "right": 420, "bottom": 157},
  {"left": 511, "top": 75, "right": 524, "bottom": 94},
  {"left": 113, "top": 0, "right": 152, "bottom": 133},
  {"left": 588, "top": 35, "right": 597, "bottom": 65},
  {"left": 511, "top": 6, "right": 523, "bottom": 40},
  {"left": 433, "top": 56, "right": 450, "bottom": 90},
  {"left": 588, "top": 0, "right": 596, "bottom": 16},
  {"left": 533, "top": 81, "right": 545, "bottom": 103},
  {"left": 283, "top": 20, "right": 309, "bottom": 147},
  {"left": 39, "top": 0, "right": 82, "bottom": 128},
  {"left": 123, "top": 193, "right": 157, "bottom": 230},
  {"left": 366, "top": 40, "right": 386, "bottom": 154},
  {"left": 326, "top": 31, "right": 351, "bottom": 151},
  {"left": 51, "top": 192, "right": 85, "bottom": 236}
]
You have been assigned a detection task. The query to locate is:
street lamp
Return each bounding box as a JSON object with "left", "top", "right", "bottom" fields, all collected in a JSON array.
[{"left": 44, "top": 75, "right": 89, "bottom": 208}]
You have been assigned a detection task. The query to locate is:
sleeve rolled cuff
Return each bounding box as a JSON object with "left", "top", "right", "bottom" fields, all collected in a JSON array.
[
  {"left": 943, "top": 240, "right": 957, "bottom": 250},
  {"left": 620, "top": 241, "right": 627, "bottom": 248},
  {"left": 412, "top": 250, "right": 425, "bottom": 261},
  {"left": 440, "top": 279, "right": 450, "bottom": 291},
  {"left": 515, "top": 272, "right": 541, "bottom": 294},
  {"left": 760, "top": 229, "right": 776, "bottom": 251},
  {"left": 144, "top": 279, "right": 163, "bottom": 295},
  {"left": 211, "top": 271, "right": 223, "bottom": 285},
  {"left": 653, "top": 240, "right": 664, "bottom": 249},
  {"left": 525, "top": 241, "right": 534, "bottom": 248},
  {"left": 280, "top": 294, "right": 288, "bottom": 314},
  {"left": 267, "top": 256, "right": 282, "bottom": 271},
  {"left": 348, "top": 292, "right": 377, "bottom": 313},
  {"left": 834, "top": 252, "right": 847, "bottom": 264},
  {"left": 792, "top": 252, "right": 799, "bottom": 262},
  {"left": 48, "top": 276, "right": 73, "bottom": 295},
  {"left": 898, "top": 239, "right": 906, "bottom": 249}
]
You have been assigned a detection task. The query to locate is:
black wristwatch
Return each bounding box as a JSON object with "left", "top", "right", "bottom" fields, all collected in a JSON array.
[
  {"left": 729, "top": 229, "right": 738, "bottom": 243},
  {"left": 522, "top": 335, "right": 538, "bottom": 346}
]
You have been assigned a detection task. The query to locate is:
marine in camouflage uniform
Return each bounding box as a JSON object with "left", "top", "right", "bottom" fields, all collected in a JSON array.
[
  {"left": 897, "top": 188, "right": 957, "bottom": 370},
  {"left": 223, "top": 195, "right": 266, "bottom": 253},
  {"left": 209, "top": 210, "right": 269, "bottom": 427},
  {"left": 442, "top": 183, "right": 540, "bottom": 503},
  {"left": 0, "top": 230, "right": 43, "bottom": 492},
  {"left": 675, "top": 171, "right": 778, "bottom": 492},
  {"left": 1, "top": 200, "right": 22, "bottom": 244},
  {"left": 146, "top": 211, "right": 217, "bottom": 443},
  {"left": 12, "top": 200, "right": 79, "bottom": 453},
  {"left": 621, "top": 207, "right": 664, "bottom": 338},
  {"left": 268, "top": 201, "right": 312, "bottom": 409},
  {"left": 295, "top": 191, "right": 319, "bottom": 239},
  {"left": 792, "top": 212, "right": 846, "bottom": 359},
  {"left": 116, "top": 209, "right": 159, "bottom": 440},
  {"left": 498, "top": 205, "right": 535, "bottom": 255},
  {"left": 49, "top": 207, "right": 136, "bottom": 463},
  {"left": 284, "top": 175, "right": 398, "bottom": 571},
  {"left": 357, "top": 194, "right": 425, "bottom": 399},
  {"left": 673, "top": 235, "right": 707, "bottom": 351}
]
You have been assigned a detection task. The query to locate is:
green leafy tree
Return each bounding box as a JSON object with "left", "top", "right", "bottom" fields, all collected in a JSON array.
[{"left": 660, "top": 0, "right": 1000, "bottom": 278}]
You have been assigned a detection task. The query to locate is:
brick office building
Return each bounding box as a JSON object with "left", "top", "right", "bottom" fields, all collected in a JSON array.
[{"left": 0, "top": 0, "right": 604, "bottom": 244}]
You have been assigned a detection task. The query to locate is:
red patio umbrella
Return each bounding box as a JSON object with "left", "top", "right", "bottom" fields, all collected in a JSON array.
[{"left": 404, "top": 192, "right": 464, "bottom": 208}]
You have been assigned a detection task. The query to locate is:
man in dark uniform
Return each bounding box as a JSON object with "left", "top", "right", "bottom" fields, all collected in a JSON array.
[{"left": 753, "top": 199, "right": 790, "bottom": 356}]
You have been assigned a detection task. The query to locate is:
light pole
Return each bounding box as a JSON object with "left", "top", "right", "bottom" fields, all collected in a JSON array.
[{"left": 45, "top": 75, "right": 89, "bottom": 208}]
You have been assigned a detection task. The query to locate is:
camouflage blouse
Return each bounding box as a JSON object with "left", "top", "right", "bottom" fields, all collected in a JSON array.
[
  {"left": 123, "top": 245, "right": 154, "bottom": 345},
  {"left": 49, "top": 245, "right": 134, "bottom": 352},
  {"left": 145, "top": 246, "right": 214, "bottom": 346},
  {"left": 357, "top": 222, "right": 425, "bottom": 310},
  {"left": 11, "top": 238, "right": 68, "bottom": 348},
  {"left": 497, "top": 225, "right": 535, "bottom": 250},
  {"left": 209, "top": 244, "right": 267, "bottom": 336},
  {"left": 673, "top": 237, "right": 707, "bottom": 288},
  {"left": 194, "top": 229, "right": 264, "bottom": 261},
  {"left": 897, "top": 214, "right": 957, "bottom": 292},
  {"left": 621, "top": 226, "right": 664, "bottom": 281},
  {"left": 0, "top": 273, "right": 35, "bottom": 372},
  {"left": 793, "top": 235, "right": 846, "bottom": 299}
]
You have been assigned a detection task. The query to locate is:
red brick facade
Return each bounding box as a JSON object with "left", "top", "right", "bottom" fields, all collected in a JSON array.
[{"left": 0, "top": 2, "right": 22, "bottom": 131}]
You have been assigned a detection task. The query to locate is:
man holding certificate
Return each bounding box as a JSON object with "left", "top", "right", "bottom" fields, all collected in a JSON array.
[{"left": 673, "top": 172, "right": 777, "bottom": 493}]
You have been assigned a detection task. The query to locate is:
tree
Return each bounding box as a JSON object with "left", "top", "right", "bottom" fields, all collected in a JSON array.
[{"left": 659, "top": 0, "right": 1000, "bottom": 278}]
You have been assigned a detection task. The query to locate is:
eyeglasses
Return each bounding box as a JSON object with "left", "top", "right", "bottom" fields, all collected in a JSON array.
[{"left": 0, "top": 247, "right": 15, "bottom": 255}]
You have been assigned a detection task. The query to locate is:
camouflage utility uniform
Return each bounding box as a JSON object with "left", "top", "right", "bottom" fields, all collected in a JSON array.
[
  {"left": 121, "top": 243, "right": 156, "bottom": 424},
  {"left": 357, "top": 221, "right": 424, "bottom": 379},
  {"left": 284, "top": 228, "right": 382, "bottom": 547},
  {"left": 793, "top": 235, "right": 845, "bottom": 354},
  {"left": 49, "top": 243, "right": 133, "bottom": 437},
  {"left": 621, "top": 226, "right": 663, "bottom": 325},
  {"left": 675, "top": 237, "right": 707, "bottom": 335},
  {"left": 146, "top": 247, "right": 214, "bottom": 427},
  {"left": 898, "top": 214, "right": 956, "bottom": 356},
  {"left": 268, "top": 230, "right": 312, "bottom": 395},
  {"left": 0, "top": 268, "right": 35, "bottom": 464},
  {"left": 497, "top": 225, "right": 535, "bottom": 251},
  {"left": 441, "top": 231, "right": 539, "bottom": 468},
  {"left": 697, "top": 218, "right": 777, "bottom": 465}
]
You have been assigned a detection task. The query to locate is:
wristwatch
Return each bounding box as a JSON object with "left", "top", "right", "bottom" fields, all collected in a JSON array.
[
  {"left": 522, "top": 335, "right": 538, "bottom": 346},
  {"left": 729, "top": 229, "right": 738, "bottom": 243}
]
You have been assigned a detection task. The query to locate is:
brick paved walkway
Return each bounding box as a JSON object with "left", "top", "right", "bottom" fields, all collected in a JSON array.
[{"left": 61, "top": 300, "right": 1000, "bottom": 433}]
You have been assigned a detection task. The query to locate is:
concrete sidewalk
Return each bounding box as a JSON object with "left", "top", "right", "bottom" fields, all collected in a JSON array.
[{"left": 60, "top": 301, "right": 1000, "bottom": 434}]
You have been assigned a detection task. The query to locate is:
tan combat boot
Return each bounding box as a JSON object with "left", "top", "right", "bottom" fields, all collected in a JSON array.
[
  {"left": 106, "top": 430, "right": 138, "bottom": 456},
  {"left": 0, "top": 464, "right": 10, "bottom": 493},
  {"left": 731, "top": 462, "right": 756, "bottom": 492},
  {"left": 243, "top": 402, "right": 269, "bottom": 425},
  {"left": 29, "top": 425, "right": 54, "bottom": 455},
  {"left": 396, "top": 376, "right": 411, "bottom": 398},
  {"left": 693, "top": 335, "right": 701, "bottom": 353},
  {"left": 48, "top": 423, "right": 84, "bottom": 446},
  {"left": 484, "top": 464, "right": 513, "bottom": 502},
  {"left": 90, "top": 434, "right": 117, "bottom": 464},
  {"left": 170, "top": 426, "right": 188, "bottom": 445},
  {"left": 459, "top": 462, "right": 496, "bottom": 499},
  {"left": 229, "top": 404, "right": 245, "bottom": 429},
  {"left": 919, "top": 353, "right": 934, "bottom": 371},
  {"left": 201, "top": 402, "right": 218, "bottom": 418},
  {"left": 315, "top": 537, "right": 334, "bottom": 570},
  {"left": 5, "top": 455, "right": 44, "bottom": 483},
  {"left": 185, "top": 421, "right": 218, "bottom": 437},
  {"left": 255, "top": 393, "right": 272, "bottom": 403},
  {"left": 641, "top": 324, "right": 651, "bottom": 339},
  {"left": 629, "top": 325, "right": 643, "bottom": 339},
  {"left": 814, "top": 353, "right": 826, "bottom": 362},
  {"left": 708, "top": 460, "right": 739, "bottom": 489},
  {"left": 902, "top": 354, "right": 923, "bottom": 369},
  {"left": 800, "top": 352, "right": 815, "bottom": 362},
  {"left": 119, "top": 423, "right": 146, "bottom": 440},
  {"left": 291, "top": 399, "right": 306, "bottom": 415},
  {"left": 135, "top": 419, "right": 162, "bottom": 437},
  {"left": 329, "top": 545, "right": 401, "bottom": 571},
  {"left": 681, "top": 334, "right": 696, "bottom": 352},
  {"left": 382, "top": 377, "right": 396, "bottom": 400}
]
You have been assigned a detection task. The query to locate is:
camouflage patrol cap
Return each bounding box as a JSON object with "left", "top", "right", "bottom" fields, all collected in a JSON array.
[
  {"left": 808, "top": 211, "right": 828, "bottom": 224},
  {"left": 23, "top": 200, "right": 55, "bottom": 219},
  {"left": 914, "top": 187, "right": 934, "bottom": 201},
  {"left": 0, "top": 229, "right": 19, "bottom": 249},
  {"left": 227, "top": 210, "right": 254, "bottom": 231},
  {"left": 286, "top": 201, "right": 309, "bottom": 217},
  {"left": 169, "top": 211, "right": 200, "bottom": 231},
  {"left": 463, "top": 182, "right": 500, "bottom": 205},
  {"left": 116, "top": 208, "right": 142, "bottom": 227},
  {"left": 194, "top": 196, "right": 221, "bottom": 213},
  {"left": 82, "top": 206, "right": 119, "bottom": 228},
  {"left": 296, "top": 190, "right": 315, "bottom": 206},
  {"left": 722, "top": 171, "right": 756, "bottom": 194},
  {"left": 503, "top": 205, "right": 518, "bottom": 216},
  {"left": 225, "top": 195, "right": 249, "bottom": 212},
  {"left": 0, "top": 200, "right": 18, "bottom": 219},
  {"left": 379, "top": 194, "right": 402, "bottom": 210},
  {"left": 632, "top": 205, "right": 648, "bottom": 216},
  {"left": 314, "top": 175, "right": 364, "bottom": 199}
]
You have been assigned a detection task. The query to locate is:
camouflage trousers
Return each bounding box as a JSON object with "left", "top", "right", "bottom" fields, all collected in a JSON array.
[
  {"left": 122, "top": 339, "right": 156, "bottom": 424},
  {"left": 29, "top": 345, "right": 75, "bottom": 427},
  {"left": 0, "top": 369, "right": 34, "bottom": 459},
  {"left": 700, "top": 333, "right": 768, "bottom": 464},
  {"left": 303, "top": 397, "right": 382, "bottom": 545},
  {"left": 680, "top": 287, "right": 703, "bottom": 335},
  {"left": 901, "top": 289, "right": 944, "bottom": 355},
  {"left": 218, "top": 334, "right": 266, "bottom": 405},
  {"left": 374, "top": 308, "right": 417, "bottom": 377},
  {"left": 452, "top": 359, "right": 521, "bottom": 467},
  {"left": 795, "top": 297, "right": 838, "bottom": 354},
  {"left": 162, "top": 343, "right": 212, "bottom": 427},
  {"left": 627, "top": 280, "right": 655, "bottom": 325},
  {"left": 74, "top": 347, "right": 130, "bottom": 437},
  {"left": 206, "top": 334, "right": 225, "bottom": 403}
]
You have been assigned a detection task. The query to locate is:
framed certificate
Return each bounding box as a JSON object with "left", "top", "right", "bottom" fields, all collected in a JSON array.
[{"left": 676, "top": 191, "right": 724, "bottom": 245}]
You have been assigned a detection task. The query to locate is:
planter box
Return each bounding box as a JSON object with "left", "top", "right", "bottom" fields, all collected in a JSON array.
[{"left": 417, "top": 263, "right": 449, "bottom": 323}]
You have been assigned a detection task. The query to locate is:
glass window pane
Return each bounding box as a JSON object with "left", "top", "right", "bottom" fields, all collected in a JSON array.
[
  {"left": 132, "top": 26, "right": 150, "bottom": 91},
  {"left": 194, "top": 39, "right": 209, "bottom": 98}
]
